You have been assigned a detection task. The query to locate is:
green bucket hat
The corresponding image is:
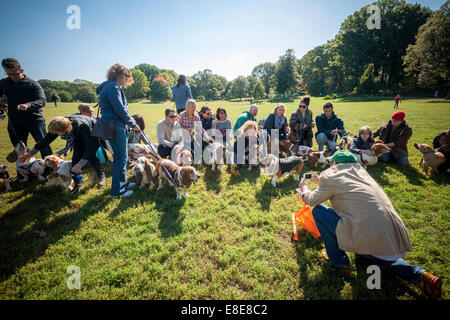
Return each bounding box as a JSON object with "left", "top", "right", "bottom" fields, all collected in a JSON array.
[{"left": 327, "top": 150, "right": 358, "bottom": 164}]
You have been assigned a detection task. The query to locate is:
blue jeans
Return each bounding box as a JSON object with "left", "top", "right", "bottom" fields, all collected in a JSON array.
[
  {"left": 108, "top": 128, "right": 129, "bottom": 196},
  {"left": 316, "top": 132, "right": 337, "bottom": 152},
  {"left": 379, "top": 152, "right": 410, "bottom": 167},
  {"left": 312, "top": 205, "right": 425, "bottom": 284}
]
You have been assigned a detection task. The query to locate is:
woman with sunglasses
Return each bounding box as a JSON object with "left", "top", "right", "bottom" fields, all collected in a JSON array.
[
  {"left": 95, "top": 63, "right": 139, "bottom": 198},
  {"left": 288, "top": 95, "right": 314, "bottom": 147}
]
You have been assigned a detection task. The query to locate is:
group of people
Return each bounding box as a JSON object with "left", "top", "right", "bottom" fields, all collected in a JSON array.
[{"left": 0, "top": 58, "right": 443, "bottom": 299}]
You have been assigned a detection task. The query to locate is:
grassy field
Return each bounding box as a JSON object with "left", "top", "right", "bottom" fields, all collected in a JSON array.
[{"left": 0, "top": 97, "right": 449, "bottom": 300}]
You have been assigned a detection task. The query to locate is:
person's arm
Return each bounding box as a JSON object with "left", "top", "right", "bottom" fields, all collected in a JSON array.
[
  {"left": 106, "top": 85, "right": 136, "bottom": 128},
  {"left": 315, "top": 115, "right": 331, "bottom": 135},
  {"left": 26, "top": 81, "right": 46, "bottom": 112},
  {"left": 349, "top": 137, "right": 361, "bottom": 153},
  {"left": 32, "top": 132, "right": 59, "bottom": 153},
  {"left": 186, "top": 85, "right": 192, "bottom": 99},
  {"left": 156, "top": 122, "right": 172, "bottom": 147},
  {"left": 337, "top": 118, "right": 346, "bottom": 138},
  {"left": 373, "top": 126, "right": 382, "bottom": 138},
  {"left": 392, "top": 125, "right": 412, "bottom": 150},
  {"left": 301, "top": 175, "right": 335, "bottom": 207}
]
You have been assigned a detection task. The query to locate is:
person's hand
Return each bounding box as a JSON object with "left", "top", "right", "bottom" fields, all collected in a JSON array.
[
  {"left": 133, "top": 125, "right": 140, "bottom": 132},
  {"left": 311, "top": 172, "right": 320, "bottom": 184},
  {"left": 299, "top": 178, "right": 308, "bottom": 193},
  {"left": 303, "top": 124, "right": 307, "bottom": 129},
  {"left": 311, "top": 122, "right": 315, "bottom": 128},
  {"left": 19, "top": 153, "right": 32, "bottom": 163},
  {"left": 331, "top": 129, "right": 339, "bottom": 136},
  {"left": 17, "top": 104, "right": 29, "bottom": 111},
  {"left": 209, "top": 137, "right": 215, "bottom": 142},
  {"left": 71, "top": 163, "right": 83, "bottom": 174}
]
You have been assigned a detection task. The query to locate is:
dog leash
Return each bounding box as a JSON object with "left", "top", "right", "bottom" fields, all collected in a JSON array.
[
  {"left": 138, "top": 128, "right": 183, "bottom": 188},
  {"left": 2, "top": 108, "right": 25, "bottom": 145}
]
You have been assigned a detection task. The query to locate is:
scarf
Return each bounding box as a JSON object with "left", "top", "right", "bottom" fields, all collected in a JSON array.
[{"left": 274, "top": 114, "right": 285, "bottom": 129}]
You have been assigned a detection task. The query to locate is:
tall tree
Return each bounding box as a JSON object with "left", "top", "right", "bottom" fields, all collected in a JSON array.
[
  {"left": 252, "top": 62, "right": 276, "bottom": 95},
  {"left": 135, "top": 63, "right": 161, "bottom": 85},
  {"left": 275, "top": 49, "right": 300, "bottom": 96},
  {"left": 230, "top": 76, "right": 249, "bottom": 100},
  {"left": 124, "top": 69, "right": 150, "bottom": 100},
  {"left": 403, "top": 0, "right": 450, "bottom": 98}
]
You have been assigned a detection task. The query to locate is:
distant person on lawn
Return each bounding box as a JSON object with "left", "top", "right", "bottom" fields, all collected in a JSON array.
[
  {"left": 233, "top": 104, "right": 258, "bottom": 138},
  {"left": 315, "top": 102, "right": 346, "bottom": 151},
  {"left": 298, "top": 150, "right": 442, "bottom": 299},
  {"left": 373, "top": 110, "right": 412, "bottom": 167},
  {"left": 51, "top": 94, "right": 59, "bottom": 107},
  {"left": 0, "top": 58, "right": 52, "bottom": 160},
  {"left": 172, "top": 75, "right": 193, "bottom": 114},
  {"left": 394, "top": 94, "right": 402, "bottom": 109}
]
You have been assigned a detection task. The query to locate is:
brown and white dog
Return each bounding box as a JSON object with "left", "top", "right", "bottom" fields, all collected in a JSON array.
[
  {"left": 414, "top": 143, "right": 446, "bottom": 176},
  {"left": 155, "top": 159, "right": 201, "bottom": 200},
  {"left": 131, "top": 156, "right": 157, "bottom": 187},
  {"left": 171, "top": 144, "right": 193, "bottom": 167},
  {"left": 0, "top": 165, "right": 11, "bottom": 192},
  {"left": 43, "top": 155, "right": 73, "bottom": 190},
  {"left": 308, "top": 149, "right": 335, "bottom": 168},
  {"left": 6, "top": 142, "right": 46, "bottom": 182},
  {"left": 260, "top": 154, "right": 304, "bottom": 187},
  {"left": 128, "top": 144, "right": 158, "bottom": 164},
  {"left": 353, "top": 142, "right": 391, "bottom": 168}
]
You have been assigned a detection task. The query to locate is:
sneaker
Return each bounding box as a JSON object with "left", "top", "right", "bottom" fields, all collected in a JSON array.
[
  {"left": 420, "top": 272, "right": 442, "bottom": 300},
  {"left": 112, "top": 190, "right": 134, "bottom": 199},
  {"left": 97, "top": 174, "right": 106, "bottom": 187},
  {"left": 126, "top": 182, "right": 136, "bottom": 188}
]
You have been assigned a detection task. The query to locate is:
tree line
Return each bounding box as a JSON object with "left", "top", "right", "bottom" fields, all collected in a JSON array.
[{"left": 36, "top": 0, "right": 449, "bottom": 103}]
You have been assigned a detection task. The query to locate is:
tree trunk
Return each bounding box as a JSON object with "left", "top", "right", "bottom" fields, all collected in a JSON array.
[{"left": 445, "top": 87, "right": 450, "bottom": 100}]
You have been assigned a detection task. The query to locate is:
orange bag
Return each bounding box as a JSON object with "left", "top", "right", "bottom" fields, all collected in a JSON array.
[{"left": 292, "top": 195, "right": 321, "bottom": 240}]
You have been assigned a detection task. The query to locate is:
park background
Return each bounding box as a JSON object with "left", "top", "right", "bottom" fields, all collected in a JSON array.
[{"left": 0, "top": 0, "right": 449, "bottom": 299}]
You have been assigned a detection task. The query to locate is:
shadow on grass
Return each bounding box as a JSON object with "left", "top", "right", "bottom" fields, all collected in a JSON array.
[
  {"left": 227, "top": 165, "right": 260, "bottom": 186},
  {"left": 255, "top": 176, "right": 299, "bottom": 211},
  {"left": 0, "top": 186, "right": 112, "bottom": 282},
  {"left": 367, "top": 162, "right": 427, "bottom": 187}
]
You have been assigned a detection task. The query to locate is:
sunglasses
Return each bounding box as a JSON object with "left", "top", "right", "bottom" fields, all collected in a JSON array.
[
  {"left": 169, "top": 115, "right": 177, "bottom": 118},
  {"left": 299, "top": 105, "right": 307, "bottom": 109},
  {"left": 205, "top": 112, "right": 211, "bottom": 116}
]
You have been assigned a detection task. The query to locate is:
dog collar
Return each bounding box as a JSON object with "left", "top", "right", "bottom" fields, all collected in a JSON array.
[{"left": 175, "top": 168, "right": 186, "bottom": 188}]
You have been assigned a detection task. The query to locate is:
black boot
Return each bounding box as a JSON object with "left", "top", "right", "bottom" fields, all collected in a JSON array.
[{"left": 71, "top": 173, "right": 83, "bottom": 194}]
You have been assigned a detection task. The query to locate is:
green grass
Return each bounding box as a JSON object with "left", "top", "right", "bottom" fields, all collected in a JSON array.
[{"left": 0, "top": 97, "right": 449, "bottom": 300}]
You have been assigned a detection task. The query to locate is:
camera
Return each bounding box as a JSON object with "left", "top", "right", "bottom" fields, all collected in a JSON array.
[{"left": 303, "top": 173, "right": 312, "bottom": 180}]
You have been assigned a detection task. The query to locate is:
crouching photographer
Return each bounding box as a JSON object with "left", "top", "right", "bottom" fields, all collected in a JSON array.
[{"left": 297, "top": 150, "right": 442, "bottom": 299}]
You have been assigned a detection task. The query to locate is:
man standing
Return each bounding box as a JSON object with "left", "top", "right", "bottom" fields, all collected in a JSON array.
[
  {"left": 51, "top": 93, "right": 59, "bottom": 108},
  {"left": 233, "top": 104, "right": 258, "bottom": 137},
  {"left": 298, "top": 150, "right": 442, "bottom": 299},
  {"left": 0, "top": 58, "right": 52, "bottom": 158},
  {"left": 374, "top": 110, "right": 412, "bottom": 167},
  {"left": 315, "top": 102, "right": 346, "bottom": 151}
]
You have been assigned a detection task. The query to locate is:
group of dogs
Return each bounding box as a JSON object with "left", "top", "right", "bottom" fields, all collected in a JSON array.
[{"left": 0, "top": 132, "right": 448, "bottom": 200}]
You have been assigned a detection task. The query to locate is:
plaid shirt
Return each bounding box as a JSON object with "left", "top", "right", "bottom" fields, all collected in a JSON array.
[{"left": 176, "top": 111, "right": 207, "bottom": 137}]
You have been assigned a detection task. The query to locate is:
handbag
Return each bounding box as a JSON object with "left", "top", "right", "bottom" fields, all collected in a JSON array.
[{"left": 90, "top": 103, "right": 117, "bottom": 140}]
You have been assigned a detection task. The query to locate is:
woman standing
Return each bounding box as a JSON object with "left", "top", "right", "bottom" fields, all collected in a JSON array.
[
  {"left": 289, "top": 96, "right": 314, "bottom": 147},
  {"left": 96, "top": 64, "right": 139, "bottom": 198},
  {"left": 172, "top": 75, "right": 193, "bottom": 114}
]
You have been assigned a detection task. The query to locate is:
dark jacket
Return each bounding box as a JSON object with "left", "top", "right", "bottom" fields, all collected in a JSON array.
[
  {"left": 198, "top": 112, "right": 213, "bottom": 131},
  {"left": 264, "top": 113, "right": 288, "bottom": 136},
  {"left": 289, "top": 108, "right": 314, "bottom": 136},
  {"left": 95, "top": 80, "right": 136, "bottom": 129},
  {"left": 34, "top": 114, "right": 99, "bottom": 162},
  {"left": 349, "top": 136, "right": 375, "bottom": 154},
  {"left": 0, "top": 75, "right": 46, "bottom": 121},
  {"left": 373, "top": 120, "right": 412, "bottom": 158},
  {"left": 315, "top": 112, "right": 346, "bottom": 140}
]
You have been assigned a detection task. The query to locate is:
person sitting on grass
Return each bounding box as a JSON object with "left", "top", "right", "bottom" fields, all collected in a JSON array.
[
  {"left": 211, "top": 107, "right": 232, "bottom": 147},
  {"left": 349, "top": 126, "right": 375, "bottom": 158},
  {"left": 297, "top": 150, "right": 442, "bottom": 299},
  {"left": 230, "top": 120, "right": 258, "bottom": 176},
  {"left": 233, "top": 104, "right": 258, "bottom": 138},
  {"left": 315, "top": 102, "right": 346, "bottom": 151},
  {"left": 373, "top": 110, "right": 412, "bottom": 168},
  {"left": 156, "top": 108, "right": 184, "bottom": 159},
  {"left": 128, "top": 114, "right": 145, "bottom": 147}
]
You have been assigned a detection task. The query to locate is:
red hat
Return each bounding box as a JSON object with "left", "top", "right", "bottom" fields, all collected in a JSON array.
[{"left": 391, "top": 110, "right": 405, "bottom": 121}]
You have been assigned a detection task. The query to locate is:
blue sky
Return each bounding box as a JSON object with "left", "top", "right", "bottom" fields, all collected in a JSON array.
[{"left": 0, "top": 0, "right": 444, "bottom": 83}]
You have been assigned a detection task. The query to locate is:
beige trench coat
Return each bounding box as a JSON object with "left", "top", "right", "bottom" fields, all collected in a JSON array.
[{"left": 303, "top": 163, "right": 413, "bottom": 255}]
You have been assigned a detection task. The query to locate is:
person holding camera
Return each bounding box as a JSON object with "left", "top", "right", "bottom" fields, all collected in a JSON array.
[
  {"left": 0, "top": 58, "right": 52, "bottom": 159},
  {"left": 297, "top": 150, "right": 441, "bottom": 299}
]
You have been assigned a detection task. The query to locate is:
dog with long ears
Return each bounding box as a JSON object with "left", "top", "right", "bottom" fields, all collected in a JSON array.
[
  {"left": 128, "top": 143, "right": 159, "bottom": 164},
  {"left": 155, "top": 159, "right": 201, "bottom": 200},
  {"left": 204, "top": 141, "right": 233, "bottom": 171},
  {"left": 0, "top": 165, "right": 11, "bottom": 192},
  {"left": 131, "top": 156, "right": 157, "bottom": 187},
  {"left": 414, "top": 143, "right": 446, "bottom": 177},
  {"left": 171, "top": 144, "right": 193, "bottom": 167},
  {"left": 43, "top": 155, "right": 73, "bottom": 190},
  {"left": 353, "top": 141, "right": 391, "bottom": 168},
  {"left": 6, "top": 142, "right": 46, "bottom": 182},
  {"left": 260, "top": 154, "right": 304, "bottom": 187}
]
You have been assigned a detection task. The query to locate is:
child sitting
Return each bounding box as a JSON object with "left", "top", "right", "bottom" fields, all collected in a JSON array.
[{"left": 350, "top": 126, "right": 375, "bottom": 156}]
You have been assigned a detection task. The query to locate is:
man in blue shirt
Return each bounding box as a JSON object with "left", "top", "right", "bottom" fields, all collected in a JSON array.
[{"left": 315, "top": 102, "right": 346, "bottom": 151}]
